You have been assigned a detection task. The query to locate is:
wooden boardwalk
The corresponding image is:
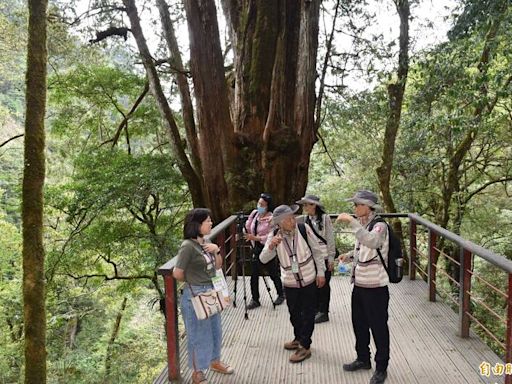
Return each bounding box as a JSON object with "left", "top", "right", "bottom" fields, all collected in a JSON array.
[{"left": 155, "top": 276, "right": 505, "bottom": 384}]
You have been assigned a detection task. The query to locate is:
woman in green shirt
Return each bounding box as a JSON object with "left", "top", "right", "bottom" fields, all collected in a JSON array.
[{"left": 173, "top": 208, "right": 234, "bottom": 384}]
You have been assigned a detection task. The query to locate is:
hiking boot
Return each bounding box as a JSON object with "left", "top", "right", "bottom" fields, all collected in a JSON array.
[
  {"left": 289, "top": 347, "right": 311, "bottom": 363},
  {"left": 210, "top": 361, "right": 234, "bottom": 375},
  {"left": 283, "top": 340, "right": 300, "bottom": 350},
  {"left": 314, "top": 312, "right": 329, "bottom": 323},
  {"left": 246, "top": 300, "right": 260, "bottom": 310},
  {"left": 192, "top": 371, "right": 208, "bottom": 384},
  {"left": 274, "top": 295, "right": 285, "bottom": 305},
  {"left": 343, "top": 360, "right": 371, "bottom": 371},
  {"left": 369, "top": 370, "right": 387, "bottom": 384}
]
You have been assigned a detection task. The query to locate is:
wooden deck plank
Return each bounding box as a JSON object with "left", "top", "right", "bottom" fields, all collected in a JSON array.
[{"left": 154, "top": 276, "right": 504, "bottom": 384}]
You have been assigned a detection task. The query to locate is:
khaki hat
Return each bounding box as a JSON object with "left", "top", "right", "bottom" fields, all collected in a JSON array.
[
  {"left": 272, "top": 204, "right": 299, "bottom": 225},
  {"left": 345, "top": 190, "right": 383, "bottom": 211},
  {"left": 295, "top": 194, "right": 324, "bottom": 210}
]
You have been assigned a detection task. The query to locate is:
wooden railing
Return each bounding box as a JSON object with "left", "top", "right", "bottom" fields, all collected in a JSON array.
[{"left": 156, "top": 212, "right": 512, "bottom": 383}]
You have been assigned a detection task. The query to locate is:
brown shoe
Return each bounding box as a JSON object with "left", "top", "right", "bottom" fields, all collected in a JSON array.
[
  {"left": 192, "top": 371, "right": 208, "bottom": 384},
  {"left": 210, "top": 360, "right": 234, "bottom": 374},
  {"left": 283, "top": 340, "right": 300, "bottom": 350},
  {"left": 289, "top": 347, "right": 311, "bottom": 363}
]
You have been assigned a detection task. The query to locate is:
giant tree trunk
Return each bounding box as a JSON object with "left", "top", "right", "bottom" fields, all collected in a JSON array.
[
  {"left": 183, "top": 0, "right": 235, "bottom": 217},
  {"left": 22, "top": 0, "right": 48, "bottom": 382},
  {"left": 127, "top": 0, "right": 322, "bottom": 218},
  {"left": 222, "top": 0, "right": 321, "bottom": 205}
]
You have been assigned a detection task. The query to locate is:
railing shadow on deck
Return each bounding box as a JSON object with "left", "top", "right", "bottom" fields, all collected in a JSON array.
[{"left": 156, "top": 213, "right": 512, "bottom": 384}]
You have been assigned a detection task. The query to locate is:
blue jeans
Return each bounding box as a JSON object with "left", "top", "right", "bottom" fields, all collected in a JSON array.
[{"left": 181, "top": 284, "right": 222, "bottom": 371}]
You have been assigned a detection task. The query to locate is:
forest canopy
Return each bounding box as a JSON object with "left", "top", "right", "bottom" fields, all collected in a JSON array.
[{"left": 1, "top": 0, "right": 511, "bottom": 382}]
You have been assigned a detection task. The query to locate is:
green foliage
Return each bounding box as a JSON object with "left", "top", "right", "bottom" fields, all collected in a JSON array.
[
  {"left": 46, "top": 149, "right": 188, "bottom": 276},
  {"left": 0, "top": 210, "right": 23, "bottom": 382},
  {"left": 0, "top": 0, "right": 27, "bottom": 120},
  {"left": 307, "top": 90, "right": 388, "bottom": 211},
  {"left": 310, "top": 0, "right": 512, "bottom": 359},
  {"left": 1, "top": 0, "right": 511, "bottom": 381}
]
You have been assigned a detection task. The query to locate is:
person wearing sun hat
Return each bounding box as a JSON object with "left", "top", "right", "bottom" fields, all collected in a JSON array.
[
  {"left": 260, "top": 204, "right": 326, "bottom": 364},
  {"left": 336, "top": 190, "right": 390, "bottom": 384},
  {"left": 296, "top": 194, "right": 336, "bottom": 324}
]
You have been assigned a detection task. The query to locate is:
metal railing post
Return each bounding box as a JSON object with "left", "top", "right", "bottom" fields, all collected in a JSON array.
[
  {"left": 459, "top": 248, "right": 472, "bottom": 338},
  {"left": 217, "top": 230, "right": 226, "bottom": 268},
  {"left": 230, "top": 222, "right": 237, "bottom": 282},
  {"left": 409, "top": 219, "right": 417, "bottom": 280},
  {"left": 428, "top": 230, "right": 437, "bottom": 302},
  {"left": 163, "top": 274, "right": 180, "bottom": 381}
]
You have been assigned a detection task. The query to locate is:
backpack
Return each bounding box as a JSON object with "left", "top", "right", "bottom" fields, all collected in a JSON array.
[
  {"left": 305, "top": 216, "right": 327, "bottom": 244},
  {"left": 273, "top": 223, "right": 311, "bottom": 250},
  {"left": 368, "top": 217, "right": 404, "bottom": 283},
  {"left": 305, "top": 215, "right": 340, "bottom": 257}
]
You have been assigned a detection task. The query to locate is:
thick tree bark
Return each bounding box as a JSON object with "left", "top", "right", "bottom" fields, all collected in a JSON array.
[
  {"left": 23, "top": 0, "right": 48, "bottom": 382},
  {"left": 122, "top": 0, "right": 205, "bottom": 208},
  {"left": 136, "top": 0, "right": 323, "bottom": 217},
  {"left": 183, "top": 0, "right": 235, "bottom": 219},
  {"left": 223, "top": 0, "right": 322, "bottom": 205},
  {"left": 292, "top": 0, "right": 321, "bottom": 199}
]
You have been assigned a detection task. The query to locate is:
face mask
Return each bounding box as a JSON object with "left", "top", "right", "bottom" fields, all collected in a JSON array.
[{"left": 257, "top": 206, "right": 266, "bottom": 214}]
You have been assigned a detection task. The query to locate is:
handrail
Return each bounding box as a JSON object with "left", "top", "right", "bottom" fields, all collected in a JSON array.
[
  {"left": 155, "top": 211, "right": 512, "bottom": 384},
  {"left": 408, "top": 213, "right": 512, "bottom": 273},
  {"left": 408, "top": 213, "right": 512, "bottom": 384}
]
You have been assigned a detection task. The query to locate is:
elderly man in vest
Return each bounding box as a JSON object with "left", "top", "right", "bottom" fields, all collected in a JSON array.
[
  {"left": 337, "top": 190, "right": 390, "bottom": 384},
  {"left": 260, "top": 204, "right": 326, "bottom": 363}
]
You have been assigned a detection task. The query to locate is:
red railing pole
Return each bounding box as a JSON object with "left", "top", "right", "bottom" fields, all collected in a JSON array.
[
  {"left": 409, "top": 219, "right": 417, "bottom": 280},
  {"left": 428, "top": 230, "right": 437, "bottom": 302},
  {"left": 506, "top": 273, "right": 512, "bottom": 384},
  {"left": 459, "top": 248, "right": 472, "bottom": 338},
  {"left": 164, "top": 274, "right": 180, "bottom": 381}
]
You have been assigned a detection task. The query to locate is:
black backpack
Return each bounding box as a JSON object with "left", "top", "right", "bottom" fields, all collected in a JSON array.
[
  {"left": 305, "top": 216, "right": 340, "bottom": 257},
  {"left": 368, "top": 217, "right": 404, "bottom": 283},
  {"left": 273, "top": 223, "right": 310, "bottom": 250}
]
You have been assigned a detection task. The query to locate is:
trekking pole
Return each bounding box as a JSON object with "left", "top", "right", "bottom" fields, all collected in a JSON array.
[
  {"left": 241, "top": 239, "right": 249, "bottom": 320},
  {"left": 236, "top": 212, "right": 249, "bottom": 320},
  {"left": 261, "top": 275, "right": 276, "bottom": 310},
  {"left": 232, "top": 249, "right": 238, "bottom": 308}
]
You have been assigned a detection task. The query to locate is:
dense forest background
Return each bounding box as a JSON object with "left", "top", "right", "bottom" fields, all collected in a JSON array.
[{"left": 1, "top": 0, "right": 511, "bottom": 382}]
